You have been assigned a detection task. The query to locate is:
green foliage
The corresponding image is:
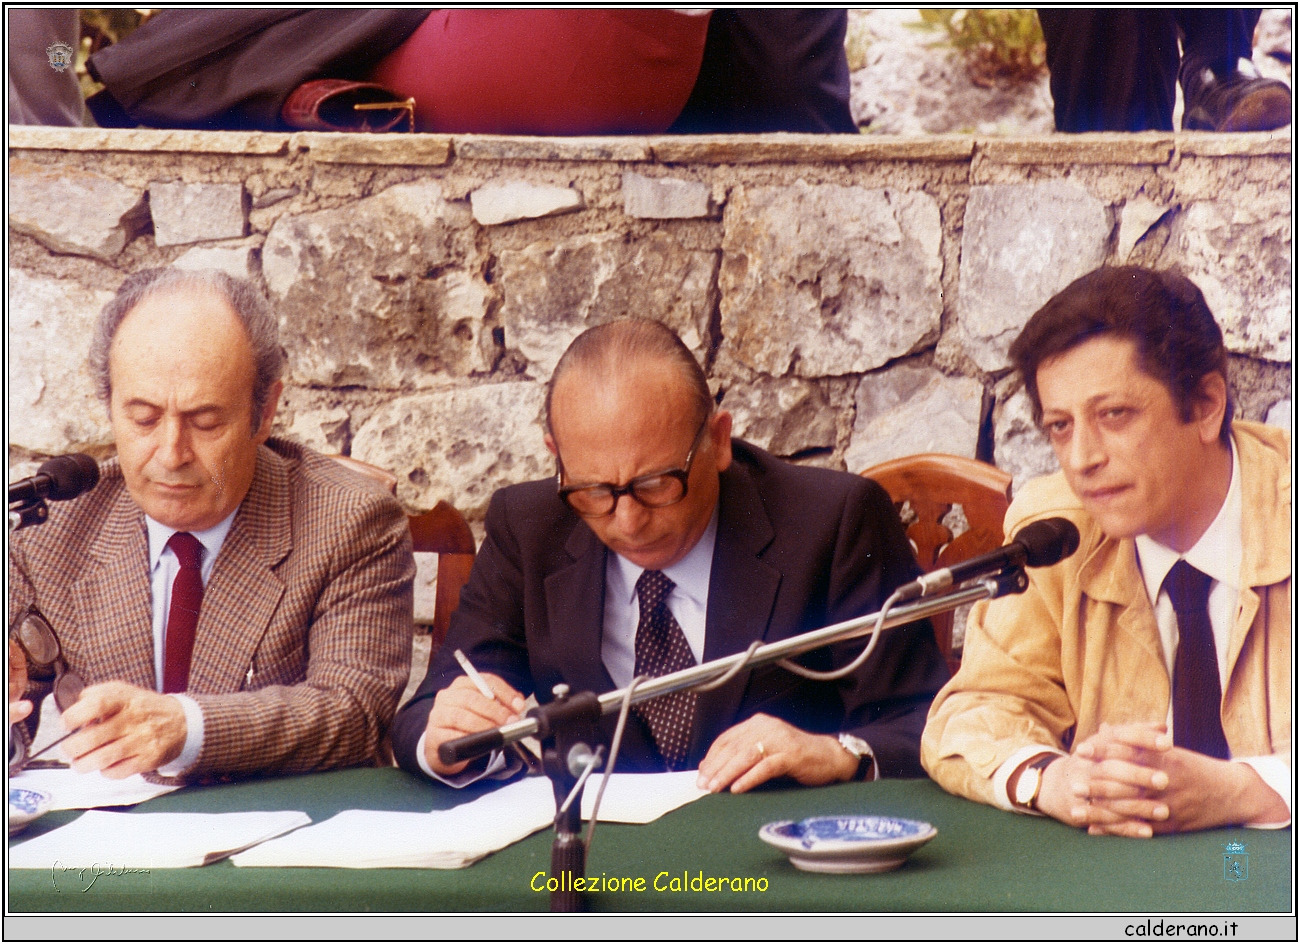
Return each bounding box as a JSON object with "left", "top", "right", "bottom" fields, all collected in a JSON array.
[
  {"left": 917, "top": 9, "right": 1046, "bottom": 87},
  {"left": 844, "top": 13, "right": 873, "bottom": 73}
]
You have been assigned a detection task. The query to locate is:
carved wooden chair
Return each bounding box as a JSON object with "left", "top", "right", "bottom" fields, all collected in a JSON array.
[
  {"left": 325, "top": 455, "right": 477, "bottom": 650},
  {"left": 860, "top": 453, "right": 1012, "bottom": 674}
]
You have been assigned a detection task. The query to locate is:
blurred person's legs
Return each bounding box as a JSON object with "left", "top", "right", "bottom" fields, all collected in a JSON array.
[
  {"left": 668, "top": 9, "right": 856, "bottom": 133},
  {"left": 1039, "top": 9, "right": 1290, "bottom": 132},
  {"left": 8, "top": 8, "right": 87, "bottom": 126}
]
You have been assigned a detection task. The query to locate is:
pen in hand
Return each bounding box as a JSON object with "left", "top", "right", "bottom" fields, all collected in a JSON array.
[{"left": 452, "top": 649, "right": 542, "bottom": 773}]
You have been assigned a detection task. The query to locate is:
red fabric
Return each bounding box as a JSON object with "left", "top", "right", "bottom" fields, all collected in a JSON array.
[
  {"left": 163, "top": 532, "right": 204, "bottom": 694},
  {"left": 370, "top": 10, "right": 709, "bottom": 135}
]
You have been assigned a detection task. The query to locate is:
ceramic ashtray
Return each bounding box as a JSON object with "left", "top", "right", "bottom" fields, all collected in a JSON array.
[
  {"left": 8, "top": 786, "right": 53, "bottom": 836},
  {"left": 759, "top": 814, "right": 937, "bottom": 873}
]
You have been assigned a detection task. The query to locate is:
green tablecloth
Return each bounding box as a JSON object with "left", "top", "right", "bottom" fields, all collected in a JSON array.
[{"left": 8, "top": 768, "right": 1290, "bottom": 912}]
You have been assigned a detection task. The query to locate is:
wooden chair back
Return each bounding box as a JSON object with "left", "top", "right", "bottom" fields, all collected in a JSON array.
[
  {"left": 860, "top": 453, "right": 1012, "bottom": 672},
  {"left": 325, "top": 455, "right": 476, "bottom": 649}
]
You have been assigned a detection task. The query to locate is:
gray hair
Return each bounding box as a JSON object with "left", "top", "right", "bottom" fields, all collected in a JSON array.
[
  {"left": 89, "top": 268, "right": 285, "bottom": 431},
  {"left": 545, "top": 319, "right": 713, "bottom": 435}
]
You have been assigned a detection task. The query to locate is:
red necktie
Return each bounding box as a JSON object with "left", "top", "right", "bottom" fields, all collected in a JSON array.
[
  {"left": 1165, "top": 559, "right": 1230, "bottom": 759},
  {"left": 163, "top": 531, "right": 205, "bottom": 694},
  {"left": 632, "top": 570, "right": 698, "bottom": 771}
]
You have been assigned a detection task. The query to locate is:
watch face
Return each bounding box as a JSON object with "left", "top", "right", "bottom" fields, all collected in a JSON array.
[{"left": 1015, "top": 767, "right": 1040, "bottom": 806}]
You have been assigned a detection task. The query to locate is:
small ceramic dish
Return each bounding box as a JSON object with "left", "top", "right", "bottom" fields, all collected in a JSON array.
[
  {"left": 759, "top": 814, "right": 937, "bottom": 873},
  {"left": 9, "top": 786, "right": 53, "bottom": 836}
]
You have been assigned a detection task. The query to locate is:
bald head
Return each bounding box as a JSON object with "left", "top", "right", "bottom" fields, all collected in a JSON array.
[{"left": 545, "top": 319, "right": 712, "bottom": 438}]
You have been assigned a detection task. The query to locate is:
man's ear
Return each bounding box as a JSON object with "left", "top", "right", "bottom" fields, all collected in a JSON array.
[
  {"left": 1193, "top": 372, "right": 1228, "bottom": 445},
  {"left": 254, "top": 380, "right": 283, "bottom": 444},
  {"left": 710, "top": 410, "right": 733, "bottom": 472},
  {"left": 544, "top": 432, "right": 558, "bottom": 457}
]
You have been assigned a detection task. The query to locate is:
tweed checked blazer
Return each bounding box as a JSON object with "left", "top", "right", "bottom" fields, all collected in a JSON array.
[
  {"left": 392, "top": 440, "right": 949, "bottom": 778},
  {"left": 9, "top": 438, "right": 415, "bottom": 780}
]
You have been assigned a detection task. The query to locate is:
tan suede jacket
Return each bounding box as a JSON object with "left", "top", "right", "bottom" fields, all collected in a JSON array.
[{"left": 922, "top": 421, "right": 1291, "bottom": 807}]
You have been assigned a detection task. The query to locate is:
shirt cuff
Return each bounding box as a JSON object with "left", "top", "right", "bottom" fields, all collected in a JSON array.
[
  {"left": 156, "top": 694, "right": 203, "bottom": 776},
  {"left": 1234, "top": 756, "right": 1292, "bottom": 828},
  {"left": 414, "top": 730, "right": 520, "bottom": 787},
  {"left": 992, "top": 744, "right": 1066, "bottom": 814}
]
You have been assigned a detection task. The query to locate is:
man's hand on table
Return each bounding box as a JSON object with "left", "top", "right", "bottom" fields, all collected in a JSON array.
[
  {"left": 58, "top": 681, "right": 186, "bottom": 778},
  {"left": 423, "top": 673, "right": 527, "bottom": 776},
  {"left": 9, "top": 639, "right": 33, "bottom": 726},
  {"left": 697, "top": 713, "right": 858, "bottom": 794},
  {"left": 1035, "top": 721, "right": 1288, "bottom": 836}
]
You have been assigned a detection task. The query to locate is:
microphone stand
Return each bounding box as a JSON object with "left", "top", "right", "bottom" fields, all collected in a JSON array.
[
  {"left": 442, "top": 566, "right": 1030, "bottom": 912},
  {"left": 8, "top": 499, "right": 48, "bottom": 533}
]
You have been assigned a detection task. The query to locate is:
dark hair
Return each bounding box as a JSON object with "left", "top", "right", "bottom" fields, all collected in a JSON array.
[
  {"left": 545, "top": 319, "right": 712, "bottom": 435},
  {"left": 90, "top": 268, "right": 285, "bottom": 431},
  {"left": 1009, "top": 266, "right": 1232, "bottom": 442}
]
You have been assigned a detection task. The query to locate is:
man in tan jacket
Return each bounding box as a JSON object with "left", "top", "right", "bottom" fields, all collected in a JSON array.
[{"left": 922, "top": 266, "right": 1290, "bottom": 837}]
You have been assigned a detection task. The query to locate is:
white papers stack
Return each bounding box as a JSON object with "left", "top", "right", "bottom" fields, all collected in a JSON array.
[
  {"left": 230, "top": 770, "right": 712, "bottom": 870},
  {"left": 10, "top": 767, "right": 181, "bottom": 811},
  {"left": 231, "top": 775, "right": 556, "bottom": 869},
  {"left": 8, "top": 810, "right": 312, "bottom": 869}
]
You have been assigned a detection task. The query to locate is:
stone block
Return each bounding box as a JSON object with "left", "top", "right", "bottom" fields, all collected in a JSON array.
[
  {"left": 8, "top": 269, "right": 116, "bottom": 454},
  {"left": 171, "top": 241, "right": 256, "bottom": 280},
  {"left": 9, "top": 158, "right": 146, "bottom": 261},
  {"left": 622, "top": 172, "right": 711, "bottom": 219},
  {"left": 720, "top": 376, "right": 837, "bottom": 457},
  {"left": 845, "top": 362, "right": 984, "bottom": 472},
  {"left": 649, "top": 134, "right": 974, "bottom": 165},
  {"left": 1265, "top": 399, "right": 1291, "bottom": 434},
  {"left": 350, "top": 382, "right": 550, "bottom": 519},
  {"left": 455, "top": 135, "right": 651, "bottom": 162},
  {"left": 9, "top": 126, "right": 291, "bottom": 154},
  {"left": 956, "top": 181, "right": 1111, "bottom": 373},
  {"left": 263, "top": 180, "right": 490, "bottom": 388},
  {"left": 150, "top": 181, "right": 247, "bottom": 247},
  {"left": 1168, "top": 197, "right": 1291, "bottom": 362},
  {"left": 295, "top": 132, "right": 451, "bottom": 166},
  {"left": 470, "top": 181, "right": 583, "bottom": 226},
  {"left": 413, "top": 552, "right": 440, "bottom": 625},
  {"left": 1116, "top": 196, "right": 1172, "bottom": 262},
  {"left": 279, "top": 406, "right": 350, "bottom": 455},
  {"left": 719, "top": 181, "right": 943, "bottom": 378},
  {"left": 498, "top": 231, "right": 717, "bottom": 379},
  {"left": 992, "top": 385, "right": 1058, "bottom": 495}
]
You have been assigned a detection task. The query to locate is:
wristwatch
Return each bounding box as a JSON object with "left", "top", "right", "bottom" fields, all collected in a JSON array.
[
  {"left": 837, "top": 733, "right": 876, "bottom": 781},
  {"left": 1012, "top": 753, "right": 1058, "bottom": 811}
]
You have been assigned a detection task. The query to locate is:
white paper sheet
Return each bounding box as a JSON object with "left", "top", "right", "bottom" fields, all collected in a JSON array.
[
  {"left": 229, "top": 770, "right": 711, "bottom": 869},
  {"left": 8, "top": 810, "right": 312, "bottom": 869},
  {"left": 9, "top": 766, "right": 181, "bottom": 811}
]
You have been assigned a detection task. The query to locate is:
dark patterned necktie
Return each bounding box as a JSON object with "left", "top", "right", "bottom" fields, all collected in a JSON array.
[
  {"left": 163, "top": 531, "right": 205, "bottom": 694},
  {"left": 1165, "top": 560, "right": 1230, "bottom": 759},
  {"left": 633, "top": 570, "right": 698, "bottom": 770}
]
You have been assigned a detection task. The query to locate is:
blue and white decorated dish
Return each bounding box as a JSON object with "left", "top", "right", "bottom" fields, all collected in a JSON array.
[
  {"left": 9, "top": 787, "right": 53, "bottom": 835},
  {"left": 759, "top": 815, "right": 937, "bottom": 873}
]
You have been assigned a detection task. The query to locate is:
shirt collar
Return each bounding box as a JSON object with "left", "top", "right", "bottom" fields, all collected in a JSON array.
[
  {"left": 1135, "top": 435, "right": 1242, "bottom": 603},
  {"left": 146, "top": 508, "right": 239, "bottom": 571},
  {"left": 609, "top": 504, "right": 720, "bottom": 609}
]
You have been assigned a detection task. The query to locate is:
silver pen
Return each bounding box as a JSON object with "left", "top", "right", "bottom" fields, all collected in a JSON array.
[{"left": 453, "top": 649, "right": 542, "bottom": 773}]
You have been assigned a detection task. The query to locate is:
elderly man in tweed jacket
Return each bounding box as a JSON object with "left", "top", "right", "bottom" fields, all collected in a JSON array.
[{"left": 9, "top": 268, "right": 414, "bottom": 781}]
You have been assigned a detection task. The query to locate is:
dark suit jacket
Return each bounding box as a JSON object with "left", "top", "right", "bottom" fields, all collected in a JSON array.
[
  {"left": 9, "top": 438, "right": 415, "bottom": 780},
  {"left": 392, "top": 440, "right": 949, "bottom": 778}
]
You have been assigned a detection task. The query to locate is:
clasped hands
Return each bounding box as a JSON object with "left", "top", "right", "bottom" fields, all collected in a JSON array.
[
  {"left": 1035, "top": 721, "right": 1285, "bottom": 837},
  {"left": 9, "top": 643, "right": 186, "bottom": 779},
  {"left": 424, "top": 673, "right": 858, "bottom": 792}
]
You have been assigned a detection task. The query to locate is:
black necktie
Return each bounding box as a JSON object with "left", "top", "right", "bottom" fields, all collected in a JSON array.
[
  {"left": 633, "top": 570, "right": 698, "bottom": 771},
  {"left": 1165, "top": 559, "right": 1230, "bottom": 759}
]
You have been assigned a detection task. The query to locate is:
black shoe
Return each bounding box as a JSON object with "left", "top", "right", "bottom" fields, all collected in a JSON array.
[{"left": 1181, "top": 60, "right": 1293, "bottom": 132}]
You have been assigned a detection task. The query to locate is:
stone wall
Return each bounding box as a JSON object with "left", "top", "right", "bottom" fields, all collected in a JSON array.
[{"left": 9, "top": 127, "right": 1293, "bottom": 526}]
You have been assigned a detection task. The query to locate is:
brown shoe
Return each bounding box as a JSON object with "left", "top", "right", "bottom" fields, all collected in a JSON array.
[{"left": 1181, "top": 61, "right": 1293, "bottom": 132}]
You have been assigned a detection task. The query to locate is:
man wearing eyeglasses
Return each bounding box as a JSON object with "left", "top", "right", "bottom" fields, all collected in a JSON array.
[{"left": 391, "top": 319, "right": 948, "bottom": 792}]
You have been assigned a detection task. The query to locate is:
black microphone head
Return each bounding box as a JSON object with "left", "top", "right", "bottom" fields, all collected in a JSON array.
[
  {"left": 37, "top": 453, "right": 101, "bottom": 501},
  {"left": 1014, "top": 517, "right": 1081, "bottom": 568}
]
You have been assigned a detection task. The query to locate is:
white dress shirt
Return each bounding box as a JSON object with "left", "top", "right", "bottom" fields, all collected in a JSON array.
[
  {"left": 996, "top": 436, "right": 1290, "bottom": 824},
  {"left": 144, "top": 510, "right": 237, "bottom": 775}
]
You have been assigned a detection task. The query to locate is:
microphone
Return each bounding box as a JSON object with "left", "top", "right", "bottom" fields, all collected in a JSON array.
[
  {"left": 894, "top": 517, "right": 1081, "bottom": 602},
  {"left": 8, "top": 454, "right": 101, "bottom": 506}
]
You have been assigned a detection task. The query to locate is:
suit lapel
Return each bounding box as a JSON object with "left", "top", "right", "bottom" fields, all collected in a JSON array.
[
  {"left": 693, "top": 464, "right": 781, "bottom": 758},
  {"left": 73, "top": 485, "right": 155, "bottom": 690},
  {"left": 544, "top": 521, "right": 616, "bottom": 696},
  {"left": 187, "top": 446, "right": 290, "bottom": 694}
]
